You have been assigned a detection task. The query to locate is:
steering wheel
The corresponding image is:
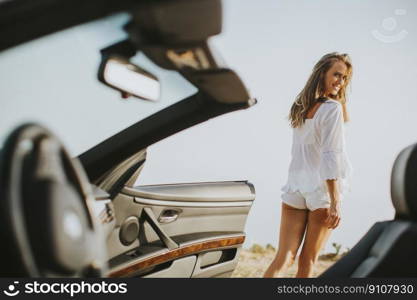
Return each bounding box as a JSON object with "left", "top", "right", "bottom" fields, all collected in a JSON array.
[{"left": 0, "top": 124, "right": 107, "bottom": 277}]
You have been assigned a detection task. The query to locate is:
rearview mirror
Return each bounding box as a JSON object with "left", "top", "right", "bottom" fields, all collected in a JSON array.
[{"left": 98, "top": 56, "right": 160, "bottom": 101}]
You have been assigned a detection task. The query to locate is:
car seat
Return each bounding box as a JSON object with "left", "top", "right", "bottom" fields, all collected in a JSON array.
[{"left": 319, "top": 143, "right": 417, "bottom": 277}]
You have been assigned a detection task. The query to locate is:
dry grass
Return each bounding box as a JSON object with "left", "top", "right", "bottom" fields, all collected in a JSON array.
[{"left": 231, "top": 243, "right": 347, "bottom": 278}]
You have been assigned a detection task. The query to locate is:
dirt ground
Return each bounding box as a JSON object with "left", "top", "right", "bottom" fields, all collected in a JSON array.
[{"left": 231, "top": 243, "right": 346, "bottom": 278}]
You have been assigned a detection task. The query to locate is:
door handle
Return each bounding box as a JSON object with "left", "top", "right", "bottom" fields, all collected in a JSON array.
[
  {"left": 158, "top": 209, "right": 180, "bottom": 224},
  {"left": 142, "top": 207, "right": 179, "bottom": 250}
]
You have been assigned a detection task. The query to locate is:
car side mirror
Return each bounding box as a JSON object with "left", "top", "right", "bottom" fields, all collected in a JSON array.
[{"left": 98, "top": 55, "right": 160, "bottom": 102}]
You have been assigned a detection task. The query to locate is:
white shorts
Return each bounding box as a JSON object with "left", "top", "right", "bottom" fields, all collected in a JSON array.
[{"left": 281, "top": 190, "right": 343, "bottom": 211}]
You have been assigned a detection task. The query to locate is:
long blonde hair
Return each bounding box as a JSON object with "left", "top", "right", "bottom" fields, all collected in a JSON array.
[{"left": 288, "top": 52, "right": 353, "bottom": 128}]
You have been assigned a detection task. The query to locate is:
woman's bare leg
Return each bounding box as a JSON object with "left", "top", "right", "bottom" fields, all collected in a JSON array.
[
  {"left": 296, "top": 208, "right": 332, "bottom": 278},
  {"left": 263, "top": 202, "right": 308, "bottom": 278}
]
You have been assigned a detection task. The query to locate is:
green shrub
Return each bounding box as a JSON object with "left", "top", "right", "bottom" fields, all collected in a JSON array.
[{"left": 249, "top": 243, "right": 265, "bottom": 254}]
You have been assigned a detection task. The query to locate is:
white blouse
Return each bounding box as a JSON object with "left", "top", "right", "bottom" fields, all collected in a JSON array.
[{"left": 281, "top": 99, "right": 353, "bottom": 195}]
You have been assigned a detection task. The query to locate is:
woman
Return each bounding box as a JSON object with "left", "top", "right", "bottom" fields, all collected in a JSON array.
[{"left": 263, "top": 52, "right": 353, "bottom": 278}]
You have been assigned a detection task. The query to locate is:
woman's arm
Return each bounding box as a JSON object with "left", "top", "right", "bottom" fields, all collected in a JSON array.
[
  {"left": 325, "top": 179, "right": 341, "bottom": 229},
  {"left": 325, "top": 179, "right": 340, "bottom": 204},
  {"left": 319, "top": 103, "right": 345, "bottom": 228}
]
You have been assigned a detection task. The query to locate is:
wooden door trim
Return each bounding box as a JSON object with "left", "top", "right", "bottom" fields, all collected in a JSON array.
[{"left": 108, "top": 234, "right": 245, "bottom": 277}]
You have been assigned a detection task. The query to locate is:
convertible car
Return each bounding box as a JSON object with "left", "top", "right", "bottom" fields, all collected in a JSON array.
[
  {"left": 0, "top": 0, "right": 256, "bottom": 277},
  {"left": 3, "top": 0, "right": 415, "bottom": 279}
]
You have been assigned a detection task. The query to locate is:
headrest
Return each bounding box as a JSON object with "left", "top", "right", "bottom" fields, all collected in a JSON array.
[{"left": 391, "top": 143, "right": 417, "bottom": 220}]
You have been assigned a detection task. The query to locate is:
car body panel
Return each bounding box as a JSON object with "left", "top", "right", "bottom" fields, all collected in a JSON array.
[{"left": 105, "top": 181, "right": 254, "bottom": 277}]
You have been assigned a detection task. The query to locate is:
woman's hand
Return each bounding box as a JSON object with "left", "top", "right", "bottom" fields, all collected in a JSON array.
[
  {"left": 325, "top": 179, "right": 341, "bottom": 229},
  {"left": 325, "top": 201, "right": 341, "bottom": 229}
]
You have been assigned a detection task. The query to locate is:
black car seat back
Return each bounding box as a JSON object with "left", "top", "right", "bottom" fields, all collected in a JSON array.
[{"left": 320, "top": 143, "right": 417, "bottom": 277}]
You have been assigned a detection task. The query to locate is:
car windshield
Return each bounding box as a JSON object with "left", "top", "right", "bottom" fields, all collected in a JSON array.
[{"left": 0, "top": 12, "right": 198, "bottom": 155}]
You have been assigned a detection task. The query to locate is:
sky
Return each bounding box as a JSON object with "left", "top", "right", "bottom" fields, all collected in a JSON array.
[{"left": 1, "top": 0, "right": 417, "bottom": 255}]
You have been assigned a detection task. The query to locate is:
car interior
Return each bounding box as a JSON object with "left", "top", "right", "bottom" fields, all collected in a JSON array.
[{"left": 0, "top": 0, "right": 256, "bottom": 277}]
